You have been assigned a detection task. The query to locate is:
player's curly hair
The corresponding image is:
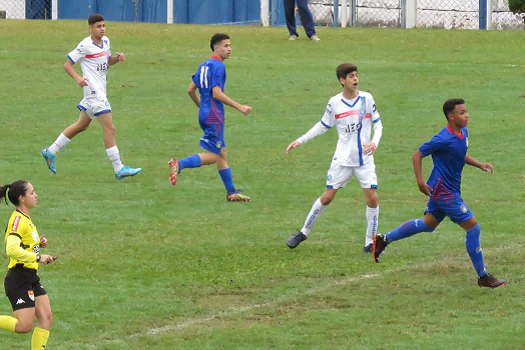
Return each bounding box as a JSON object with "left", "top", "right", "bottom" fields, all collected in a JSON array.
[
  {"left": 0, "top": 180, "right": 28, "bottom": 206},
  {"left": 336, "top": 64, "right": 358, "bottom": 86},
  {"left": 210, "top": 33, "right": 230, "bottom": 52},
  {"left": 443, "top": 98, "right": 465, "bottom": 120}
]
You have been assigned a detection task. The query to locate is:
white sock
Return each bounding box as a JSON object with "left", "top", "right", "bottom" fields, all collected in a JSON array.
[
  {"left": 301, "top": 198, "right": 327, "bottom": 236},
  {"left": 106, "top": 145, "right": 123, "bottom": 173},
  {"left": 48, "top": 133, "right": 71, "bottom": 155},
  {"left": 365, "top": 206, "right": 379, "bottom": 246}
]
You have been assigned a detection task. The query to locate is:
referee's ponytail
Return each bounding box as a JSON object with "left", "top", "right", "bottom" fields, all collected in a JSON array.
[{"left": 0, "top": 180, "right": 28, "bottom": 206}]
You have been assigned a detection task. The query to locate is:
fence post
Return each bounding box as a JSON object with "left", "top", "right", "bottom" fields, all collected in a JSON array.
[
  {"left": 261, "top": 0, "right": 270, "bottom": 26},
  {"left": 340, "top": 0, "right": 348, "bottom": 27},
  {"left": 486, "top": 0, "right": 492, "bottom": 29},
  {"left": 333, "top": 0, "right": 339, "bottom": 27},
  {"left": 479, "top": 0, "right": 487, "bottom": 29},
  {"left": 405, "top": 0, "right": 416, "bottom": 28},
  {"left": 52, "top": 0, "right": 57, "bottom": 19},
  {"left": 167, "top": 0, "right": 173, "bottom": 23},
  {"left": 349, "top": 0, "right": 356, "bottom": 26}
]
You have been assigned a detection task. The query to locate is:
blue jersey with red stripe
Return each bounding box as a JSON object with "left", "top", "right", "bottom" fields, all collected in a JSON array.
[
  {"left": 419, "top": 126, "right": 468, "bottom": 197},
  {"left": 191, "top": 56, "right": 226, "bottom": 124}
]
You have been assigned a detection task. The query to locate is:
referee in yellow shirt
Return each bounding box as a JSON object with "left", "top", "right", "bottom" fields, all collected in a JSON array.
[{"left": 0, "top": 180, "right": 55, "bottom": 349}]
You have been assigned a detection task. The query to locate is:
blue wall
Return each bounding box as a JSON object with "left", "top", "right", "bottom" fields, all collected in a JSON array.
[
  {"left": 58, "top": 0, "right": 260, "bottom": 24},
  {"left": 58, "top": 0, "right": 167, "bottom": 23}
]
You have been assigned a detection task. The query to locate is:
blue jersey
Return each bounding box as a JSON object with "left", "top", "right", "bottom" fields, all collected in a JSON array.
[
  {"left": 191, "top": 56, "right": 226, "bottom": 124},
  {"left": 419, "top": 126, "right": 468, "bottom": 197}
]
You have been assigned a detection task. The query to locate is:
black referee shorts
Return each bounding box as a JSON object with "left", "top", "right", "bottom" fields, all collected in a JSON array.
[{"left": 4, "top": 266, "right": 47, "bottom": 311}]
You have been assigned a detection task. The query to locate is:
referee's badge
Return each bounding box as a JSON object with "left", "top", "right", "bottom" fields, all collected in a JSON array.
[{"left": 28, "top": 290, "right": 34, "bottom": 302}]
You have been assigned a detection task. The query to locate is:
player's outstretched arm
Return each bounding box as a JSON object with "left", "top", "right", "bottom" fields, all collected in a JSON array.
[
  {"left": 465, "top": 155, "right": 494, "bottom": 173},
  {"left": 64, "top": 60, "right": 88, "bottom": 87},
  {"left": 188, "top": 82, "right": 200, "bottom": 108},
  {"left": 413, "top": 150, "right": 432, "bottom": 196},
  {"left": 212, "top": 86, "right": 251, "bottom": 116},
  {"left": 109, "top": 52, "right": 125, "bottom": 66}
]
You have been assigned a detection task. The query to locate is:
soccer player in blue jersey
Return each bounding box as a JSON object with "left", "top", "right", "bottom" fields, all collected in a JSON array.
[
  {"left": 373, "top": 99, "right": 506, "bottom": 288},
  {"left": 169, "top": 33, "right": 252, "bottom": 202}
]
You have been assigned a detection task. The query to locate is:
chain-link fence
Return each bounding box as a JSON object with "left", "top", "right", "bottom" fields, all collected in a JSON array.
[
  {"left": 492, "top": 0, "right": 524, "bottom": 30},
  {"left": 416, "top": 0, "right": 478, "bottom": 29},
  {"left": 0, "top": 0, "right": 52, "bottom": 19},
  {"left": 308, "top": 0, "right": 335, "bottom": 26},
  {"left": 355, "top": 0, "right": 402, "bottom": 28}
]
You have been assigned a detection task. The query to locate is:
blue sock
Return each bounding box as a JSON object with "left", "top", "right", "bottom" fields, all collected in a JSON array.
[
  {"left": 465, "top": 224, "right": 487, "bottom": 277},
  {"left": 218, "top": 168, "right": 236, "bottom": 193},
  {"left": 385, "top": 219, "right": 434, "bottom": 243},
  {"left": 178, "top": 154, "right": 201, "bottom": 172}
]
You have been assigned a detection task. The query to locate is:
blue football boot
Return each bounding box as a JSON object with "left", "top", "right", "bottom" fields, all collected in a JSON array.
[
  {"left": 41, "top": 148, "right": 57, "bottom": 174},
  {"left": 115, "top": 165, "right": 142, "bottom": 180}
]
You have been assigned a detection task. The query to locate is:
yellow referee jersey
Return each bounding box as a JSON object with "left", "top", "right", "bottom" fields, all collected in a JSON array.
[{"left": 3, "top": 209, "right": 40, "bottom": 270}]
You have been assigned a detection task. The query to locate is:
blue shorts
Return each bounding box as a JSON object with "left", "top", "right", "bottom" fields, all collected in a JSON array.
[
  {"left": 198, "top": 119, "right": 225, "bottom": 155},
  {"left": 424, "top": 193, "right": 473, "bottom": 224}
]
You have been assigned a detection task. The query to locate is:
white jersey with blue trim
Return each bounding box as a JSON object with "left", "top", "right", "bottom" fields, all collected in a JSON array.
[
  {"left": 67, "top": 36, "right": 112, "bottom": 98},
  {"left": 321, "top": 91, "right": 381, "bottom": 167}
]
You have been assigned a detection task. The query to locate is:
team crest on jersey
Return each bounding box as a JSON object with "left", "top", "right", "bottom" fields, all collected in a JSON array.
[
  {"left": 327, "top": 174, "right": 333, "bottom": 182},
  {"left": 460, "top": 205, "right": 468, "bottom": 213},
  {"left": 104, "top": 100, "right": 110, "bottom": 107},
  {"left": 28, "top": 290, "right": 34, "bottom": 302}
]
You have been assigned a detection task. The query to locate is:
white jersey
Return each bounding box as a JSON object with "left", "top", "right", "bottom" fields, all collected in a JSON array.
[
  {"left": 321, "top": 91, "right": 381, "bottom": 167},
  {"left": 67, "top": 36, "right": 111, "bottom": 98}
]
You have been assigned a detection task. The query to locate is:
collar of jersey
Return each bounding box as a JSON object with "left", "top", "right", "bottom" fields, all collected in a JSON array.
[
  {"left": 15, "top": 209, "right": 31, "bottom": 220},
  {"left": 341, "top": 95, "right": 361, "bottom": 108},
  {"left": 447, "top": 125, "right": 464, "bottom": 139}
]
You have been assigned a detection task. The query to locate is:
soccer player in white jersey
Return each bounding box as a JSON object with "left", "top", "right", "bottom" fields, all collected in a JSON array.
[
  {"left": 286, "top": 63, "right": 383, "bottom": 252},
  {"left": 41, "top": 14, "right": 141, "bottom": 180}
]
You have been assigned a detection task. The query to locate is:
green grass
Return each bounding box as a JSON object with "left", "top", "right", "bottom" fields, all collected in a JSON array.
[{"left": 1, "top": 20, "right": 525, "bottom": 349}]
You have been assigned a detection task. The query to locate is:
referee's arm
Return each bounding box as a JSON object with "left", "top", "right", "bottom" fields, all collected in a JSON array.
[{"left": 5, "top": 234, "right": 38, "bottom": 262}]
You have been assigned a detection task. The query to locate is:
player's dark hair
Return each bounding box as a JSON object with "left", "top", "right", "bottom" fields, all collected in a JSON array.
[
  {"left": 336, "top": 63, "right": 358, "bottom": 84},
  {"left": 210, "top": 33, "right": 230, "bottom": 52},
  {"left": 0, "top": 180, "right": 28, "bottom": 206},
  {"left": 443, "top": 98, "right": 465, "bottom": 120},
  {"left": 88, "top": 14, "right": 104, "bottom": 25}
]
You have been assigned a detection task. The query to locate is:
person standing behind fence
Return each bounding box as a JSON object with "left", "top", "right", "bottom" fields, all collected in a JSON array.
[{"left": 284, "top": 0, "right": 320, "bottom": 41}]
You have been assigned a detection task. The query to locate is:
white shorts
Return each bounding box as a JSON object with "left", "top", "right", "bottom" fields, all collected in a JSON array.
[
  {"left": 77, "top": 95, "right": 112, "bottom": 119},
  {"left": 326, "top": 160, "right": 378, "bottom": 189}
]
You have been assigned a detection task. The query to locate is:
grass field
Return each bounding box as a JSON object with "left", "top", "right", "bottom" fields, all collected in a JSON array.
[{"left": 1, "top": 19, "right": 525, "bottom": 349}]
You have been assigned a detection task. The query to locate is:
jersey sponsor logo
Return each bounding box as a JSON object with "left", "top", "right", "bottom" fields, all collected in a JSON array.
[
  {"left": 85, "top": 51, "right": 108, "bottom": 59},
  {"left": 335, "top": 110, "right": 371, "bottom": 120},
  {"left": 16, "top": 298, "right": 25, "bottom": 305},
  {"left": 28, "top": 290, "right": 35, "bottom": 302},
  {"left": 11, "top": 216, "right": 21, "bottom": 232}
]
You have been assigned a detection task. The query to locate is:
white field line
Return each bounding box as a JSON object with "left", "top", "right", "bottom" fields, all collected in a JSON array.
[{"left": 132, "top": 242, "right": 513, "bottom": 339}]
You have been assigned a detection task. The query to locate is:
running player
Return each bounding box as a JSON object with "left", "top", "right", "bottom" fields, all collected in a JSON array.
[
  {"left": 41, "top": 14, "right": 141, "bottom": 180},
  {"left": 169, "top": 33, "right": 252, "bottom": 202},
  {"left": 373, "top": 98, "right": 506, "bottom": 289}
]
